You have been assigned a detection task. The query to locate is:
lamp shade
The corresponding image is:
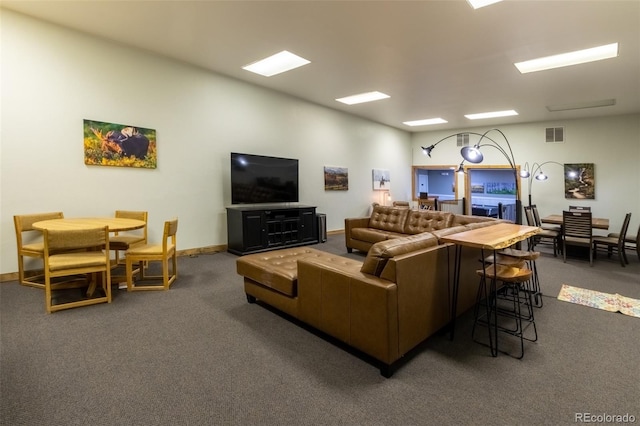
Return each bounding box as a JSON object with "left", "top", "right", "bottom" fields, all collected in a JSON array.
[
  {"left": 535, "top": 172, "right": 548, "bottom": 181},
  {"left": 460, "top": 146, "right": 484, "bottom": 163},
  {"left": 421, "top": 145, "right": 434, "bottom": 157},
  {"left": 519, "top": 169, "right": 531, "bottom": 178}
]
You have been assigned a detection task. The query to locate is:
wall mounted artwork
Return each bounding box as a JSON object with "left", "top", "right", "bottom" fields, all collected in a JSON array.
[
  {"left": 564, "top": 163, "right": 595, "bottom": 199},
  {"left": 486, "top": 182, "right": 516, "bottom": 195},
  {"left": 84, "top": 119, "right": 157, "bottom": 168},
  {"left": 372, "top": 169, "right": 390, "bottom": 191},
  {"left": 324, "top": 166, "right": 348, "bottom": 190},
  {"left": 470, "top": 184, "right": 485, "bottom": 194}
]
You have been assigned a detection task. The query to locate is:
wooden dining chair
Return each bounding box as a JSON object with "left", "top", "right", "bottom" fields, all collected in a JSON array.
[
  {"left": 524, "top": 206, "right": 559, "bottom": 256},
  {"left": 43, "top": 226, "right": 111, "bottom": 313},
  {"left": 14, "top": 212, "right": 64, "bottom": 288},
  {"left": 568, "top": 205, "right": 591, "bottom": 212},
  {"left": 629, "top": 224, "right": 640, "bottom": 261},
  {"left": 392, "top": 201, "right": 410, "bottom": 209},
  {"left": 593, "top": 213, "right": 632, "bottom": 267},
  {"left": 110, "top": 210, "right": 148, "bottom": 266},
  {"left": 562, "top": 210, "right": 594, "bottom": 266},
  {"left": 125, "top": 218, "right": 178, "bottom": 291},
  {"left": 531, "top": 204, "right": 561, "bottom": 232}
]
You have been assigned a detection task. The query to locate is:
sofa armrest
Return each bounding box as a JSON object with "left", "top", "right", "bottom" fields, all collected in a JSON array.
[
  {"left": 296, "top": 257, "right": 400, "bottom": 364},
  {"left": 381, "top": 244, "right": 453, "bottom": 355},
  {"left": 345, "top": 217, "right": 370, "bottom": 235},
  {"left": 344, "top": 217, "right": 372, "bottom": 251}
]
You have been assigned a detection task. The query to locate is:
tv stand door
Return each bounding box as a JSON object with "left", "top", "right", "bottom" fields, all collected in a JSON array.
[{"left": 243, "top": 211, "right": 266, "bottom": 252}]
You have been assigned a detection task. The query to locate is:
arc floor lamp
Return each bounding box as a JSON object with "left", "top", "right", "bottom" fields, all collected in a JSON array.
[
  {"left": 520, "top": 161, "right": 564, "bottom": 207},
  {"left": 421, "top": 128, "right": 522, "bottom": 224}
]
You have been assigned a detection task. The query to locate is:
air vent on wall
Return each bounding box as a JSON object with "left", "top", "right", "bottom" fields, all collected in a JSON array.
[
  {"left": 545, "top": 127, "right": 564, "bottom": 143},
  {"left": 457, "top": 133, "right": 470, "bottom": 147}
]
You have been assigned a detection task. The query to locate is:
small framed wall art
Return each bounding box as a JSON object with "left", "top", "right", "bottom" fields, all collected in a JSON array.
[{"left": 372, "top": 168, "right": 390, "bottom": 190}]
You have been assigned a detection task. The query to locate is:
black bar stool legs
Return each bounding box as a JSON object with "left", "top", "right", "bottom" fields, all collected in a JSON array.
[{"left": 472, "top": 249, "right": 538, "bottom": 359}]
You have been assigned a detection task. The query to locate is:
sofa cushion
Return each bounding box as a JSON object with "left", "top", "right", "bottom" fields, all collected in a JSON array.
[
  {"left": 403, "top": 210, "right": 454, "bottom": 235},
  {"left": 368, "top": 205, "right": 409, "bottom": 233},
  {"left": 464, "top": 220, "right": 503, "bottom": 230},
  {"left": 451, "top": 214, "right": 495, "bottom": 226},
  {"left": 237, "top": 247, "right": 332, "bottom": 297},
  {"left": 429, "top": 226, "right": 469, "bottom": 242},
  {"left": 351, "top": 227, "right": 393, "bottom": 244},
  {"left": 361, "top": 233, "right": 439, "bottom": 276}
]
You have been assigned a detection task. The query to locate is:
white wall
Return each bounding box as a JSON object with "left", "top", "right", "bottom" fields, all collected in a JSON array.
[
  {"left": 0, "top": 11, "right": 411, "bottom": 274},
  {"left": 411, "top": 115, "right": 640, "bottom": 233}
]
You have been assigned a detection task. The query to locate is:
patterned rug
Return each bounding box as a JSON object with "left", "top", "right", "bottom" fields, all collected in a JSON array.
[{"left": 557, "top": 284, "right": 640, "bottom": 318}]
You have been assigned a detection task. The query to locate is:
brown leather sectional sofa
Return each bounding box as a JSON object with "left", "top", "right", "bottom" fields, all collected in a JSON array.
[
  {"left": 236, "top": 205, "right": 507, "bottom": 377},
  {"left": 345, "top": 204, "right": 502, "bottom": 253}
]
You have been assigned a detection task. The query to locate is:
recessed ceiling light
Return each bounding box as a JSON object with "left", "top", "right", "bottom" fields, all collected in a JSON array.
[
  {"left": 465, "top": 110, "right": 518, "bottom": 120},
  {"left": 242, "top": 50, "right": 310, "bottom": 77},
  {"left": 403, "top": 118, "right": 448, "bottom": 127},
  {"left": 547, "top": 98, "right": 616, "bottom": 112},
  {"left": 514, "top": 43, "right": 619, "bottom": 74},
  {"left": 467, "top": 0, "right": 503, "bottom": 9},
  {"left": 335, "top": 91, "right": 390, "bottom": 105}
]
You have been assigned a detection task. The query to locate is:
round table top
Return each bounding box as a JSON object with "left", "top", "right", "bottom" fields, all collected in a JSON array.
[{"left": 32, "top": 217, "right": 146, "bottom": 232}]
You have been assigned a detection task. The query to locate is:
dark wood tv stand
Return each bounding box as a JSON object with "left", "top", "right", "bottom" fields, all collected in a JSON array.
[{"left": 226, "top": 205, "right": 318, "bottom": 255}]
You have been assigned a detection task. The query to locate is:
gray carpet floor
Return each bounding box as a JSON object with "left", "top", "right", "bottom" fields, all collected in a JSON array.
[{"left": 1, "top": 234, "right": 639, "bottom": 425}]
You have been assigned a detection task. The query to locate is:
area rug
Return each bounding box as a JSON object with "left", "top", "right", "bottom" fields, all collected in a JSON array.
[{"left": 557, "top": 284, "right": 640, "bottom": 318}]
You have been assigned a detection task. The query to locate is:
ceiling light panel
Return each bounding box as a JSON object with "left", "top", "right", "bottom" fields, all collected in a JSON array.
[
  {"left": 335, "top": 91, "right": 390, "bottom": 105},
  {"left": 467, "top": 0, "right": 503, "bottom": 10},
  {"left": 403, "top": 118, "right": 448, "bottom": 127},
  {"left": 515, "top": 43, "right": 619, "bottom": 74},
  {"left": 464, "top": 110, "right": 518, "bottom": 120},
  {"left": 242, "top": 50, "right": 310, "bottom": 77}
]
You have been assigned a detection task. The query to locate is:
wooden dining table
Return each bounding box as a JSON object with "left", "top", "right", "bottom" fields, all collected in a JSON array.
[
  {"left": 32, "top": 217, "right": 146, "bottom": 232},
  {"left": 32, "top": 217, "right": 147, "bottom": 291},
  {"left": 541, "top": 214, "right": 609, "bottom": 230}
]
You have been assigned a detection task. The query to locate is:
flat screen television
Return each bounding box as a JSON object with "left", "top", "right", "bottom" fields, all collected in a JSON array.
[{"left": 231, "top": 152, "right": 299, "bottom": 204}]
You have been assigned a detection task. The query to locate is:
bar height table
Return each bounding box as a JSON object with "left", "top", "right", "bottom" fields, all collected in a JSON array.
[{"left": 440, "top": 223, "right": 540, "bottom": 341}]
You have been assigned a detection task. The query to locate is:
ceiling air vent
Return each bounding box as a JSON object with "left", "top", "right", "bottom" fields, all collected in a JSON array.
[
  {"left": 545, "top": 127, "right": 564, "bottom": 143},
  {"left": 457, "top": 133, "right": 469, "bottom": 147}
]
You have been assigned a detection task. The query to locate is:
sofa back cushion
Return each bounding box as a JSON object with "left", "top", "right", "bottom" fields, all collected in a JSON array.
[
  {"left": 360, "top": 232, "right": 439, "bottom": 276},
  {"left": 451, "top": 214, "right": 495, "bottom": 226},
  {"left": 403, "top": 210, "right": 453, "bottom": 234},
  {"left": 368, "top": 205, "right": 409, "bottom": 233},
  {"left": 429, "top": 226, "right": 469, "bottom": 242}
]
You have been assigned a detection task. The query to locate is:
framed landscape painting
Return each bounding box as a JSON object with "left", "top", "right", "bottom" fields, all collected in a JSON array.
[
  {"left": 83, "top": 119, "right": 157, "bottom": 168},
  {"left": 471, "top": 183, "right": 485, "bottom": 194},
  {"left": 324, "top": 166, "right": 348, "bottom": 190},
  {"left": 564, "top": 163, "right": 595, "bottom": 199}
]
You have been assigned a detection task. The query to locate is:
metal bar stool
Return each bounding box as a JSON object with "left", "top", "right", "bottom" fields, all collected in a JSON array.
[
  {"left": 492, "top": 247, "right": 542, "bottom": 308},
  {"left": 472, "top": 253, "right": 538, "bottom": 359}
]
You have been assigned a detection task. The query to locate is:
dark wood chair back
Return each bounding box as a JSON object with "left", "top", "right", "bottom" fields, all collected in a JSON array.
[
  {"left": 562, "top": 210, "right": 594, "bottom": 265},
  {"left": 568, "top": 205, "right": 591, "bottom": 212},
  {"left": 562, "top": 210, "right": 593, "bottom": 239},
  {"left": 530, "top": 205, "right": 543, "bottom": 226},
  {"left": 523, "top": 205, "right": 536, "bottom": 227}
]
